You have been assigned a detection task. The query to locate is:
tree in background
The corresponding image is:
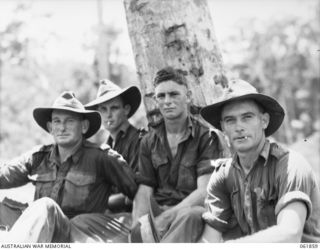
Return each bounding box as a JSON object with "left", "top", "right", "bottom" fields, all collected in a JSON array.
[
  {"left": 124, "top": 0, "right": 227, "bottom": 126},
  {"left": 0, "top": 2, "right": 143, "bottom": 159},
  {"left": 223, "top": 3, "right": 319, "bottom": 144}
]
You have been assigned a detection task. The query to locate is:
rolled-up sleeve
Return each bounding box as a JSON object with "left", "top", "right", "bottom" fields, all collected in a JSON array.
[
  {"left": 196, "top": 131, "right": 222, "bottom": 177},
  {"left": 275, "top": 150, "right": 315, "bottom": 220},
  {"left": 202, "top": 160, "right": 234, "bottom": 233}
]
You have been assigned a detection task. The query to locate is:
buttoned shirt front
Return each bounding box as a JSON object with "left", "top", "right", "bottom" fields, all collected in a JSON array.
[
  {"left": 0, "top": 140, "right": 138, "bottom": 218},
  {"left": 203, "top": 140, "right": 320, "bottom": 242},
  {"left": 107, "top": 123, "right": 145, "bottom": 173},
  {"left": 137, "top": 116, "right": 224, "bottom": 206}
]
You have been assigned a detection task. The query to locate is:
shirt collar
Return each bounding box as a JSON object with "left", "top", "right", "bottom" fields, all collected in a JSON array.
[
  {"left": 259, "top": 139, "right": 270, "bottom": 166},
  {"left": 231, "top": 139, "right": 271, "bottom": 169},
  {"left": 49, "top": 140, "right": 84, "bottom": 165},
  {"left": 108, "top": 122, "right": 131, "bottom": 142},
  {"left": 154, "top": 116, "right": 194, "bottom": 141}
]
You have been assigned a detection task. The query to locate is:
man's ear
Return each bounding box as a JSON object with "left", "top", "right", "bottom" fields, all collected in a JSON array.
[
  {"left": 261, "top": 112, "right": 270, "bottom": 130},
  {"left": 124, "top": 104, "right": 131, "bottom": 117},
  {"left": 186, "top": 90, "right": 192, "bottom": 104},
  {"left": 47, "top": 122, "right": 53, "bottom": 134},
  {"left": 82, "top": 119, "right": 90, "bottom": 135}
]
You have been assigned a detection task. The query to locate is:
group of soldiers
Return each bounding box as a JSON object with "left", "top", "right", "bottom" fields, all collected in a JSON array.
[{"left": 0, "top": 67, "right": 319, "bottom": 243}]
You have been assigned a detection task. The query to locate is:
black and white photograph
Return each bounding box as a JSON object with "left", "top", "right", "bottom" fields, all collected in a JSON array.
[{"left": 0, "top": 0, "right": 319, "bottom": 246}]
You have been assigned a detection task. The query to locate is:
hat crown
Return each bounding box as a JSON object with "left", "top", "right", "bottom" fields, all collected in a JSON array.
[
  {"left": 52, "top": 91, "right": 85, "bottom": 111},
  {"left": 223, "top": 79, "right": 258, "bottom": 101},
  {"left": 97, "top": 79, "right": 122, "bottom": 98}
]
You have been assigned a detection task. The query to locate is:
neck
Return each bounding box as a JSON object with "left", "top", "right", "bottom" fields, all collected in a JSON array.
[
  {"left": 109, "top": 121, "right": 130, "bottom": 140},
  {"left": 164, "top": 116, "right": 188, "bottom": 134},
  {"left": 57, "top": 139, "right": 83, "bottom": 163},
  {"left": 237, "top": 137, "right": 266, "bottom": 173}
]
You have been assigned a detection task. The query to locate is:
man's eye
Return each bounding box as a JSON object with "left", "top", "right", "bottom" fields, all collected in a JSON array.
[
  {"left": 169, "top": 92, "right": 179, "bottom": 97},
  {"left": 111, "top": 106, "right": 120, "bottom": 111},
  {"left": 156, "top": 94, "right": 165, "bottom": 99},
  {"left": 225, "top": 118, "right": 235, "bottom": 124},
  {"left": 98, "top": 107, "right": 107, "bottom": 112}
]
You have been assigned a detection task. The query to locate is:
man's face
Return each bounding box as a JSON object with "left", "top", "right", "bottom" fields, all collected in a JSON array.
[
  {"left": 48, "top": 110, "right": 88, "bottom": 148},
  {"left": 97, "top": 96, "right": 130, "bottom": 133},
  {"left": 154, "top": 80, "right": 191, "bottom": 120},
  {"left": 221, "top": 100, "right": 269, "bottom": 154}
]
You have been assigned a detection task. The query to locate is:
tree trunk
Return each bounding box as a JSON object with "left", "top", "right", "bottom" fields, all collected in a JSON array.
[{"left": 124, "top": 0, "right": 226, "bottom": 125}]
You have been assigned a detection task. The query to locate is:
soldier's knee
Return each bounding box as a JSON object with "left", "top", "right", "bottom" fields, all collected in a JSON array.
[
  {"left": 176, "top": 206, "right": 205, "bottom": 222},
  {"left": 32, "top": 197, "right": 58, "bottom": 213}
]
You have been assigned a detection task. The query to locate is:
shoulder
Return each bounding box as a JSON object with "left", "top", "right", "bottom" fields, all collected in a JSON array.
[
  {"left": 87, "top": 141, "right": 126, "bottom": 162},
  {"left": 82, "top": 140, "right": 109, "bottom": 150},
  {"left": 273, "top": 142, "right": 314, "bottom": 180},
  {"left": 140, "top": 126, "right": 157, "bottom": 143},
  {"left": 211, "top": 158, "right": 233, "bottom": 174},
  {"left": 18, "top": 144, "right": 53, "bottom": 165},
  {"left": 207, "top": 158, "right": 233, "bottom": 189},
  {"left": 82, "top": 140, "right": 113, "bottom": 156},
  {"left": 28, "top": 144, "right": 53, "bottom": 156}
]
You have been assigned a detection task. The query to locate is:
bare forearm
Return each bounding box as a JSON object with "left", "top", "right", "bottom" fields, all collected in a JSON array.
[
  {"left": 172, "top": 174, "right": 211, "bottom": 211},
  {"left": 132, "top": 185, "right": 153, "bottom": 225},
  {"left": 173, "top": 188, "right": 206, "bottom": 211}
]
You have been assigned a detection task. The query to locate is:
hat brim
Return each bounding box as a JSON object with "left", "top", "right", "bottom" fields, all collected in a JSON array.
[
  {"left": 200, "top": 93, "right": 285, "bottom": 137},
  {"left": 85, "top": 86, "right": 141, "bottom": 118},
  {"left": 33, "top": 107, "right": 101, "bottom": 138}
]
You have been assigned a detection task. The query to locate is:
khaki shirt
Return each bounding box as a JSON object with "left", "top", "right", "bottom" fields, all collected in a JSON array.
[
  {"left": 203, "top": 140, "right": 320, "bottom": 242},
  {"left": 107, "top": 124, "right": 145, "bottom": 173},
  {"left": 0, "top": 140, "right": 137, "bottom": 218},
  {"left": 137, "top": 116, "right": 224, "bottom": 206}
]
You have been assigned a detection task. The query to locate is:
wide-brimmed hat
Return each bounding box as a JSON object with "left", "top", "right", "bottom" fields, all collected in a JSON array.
[
  {"left": 33, "top": 91, "right": 101, "bottom": 138},
  {"left": 200, "top": 79, "right": 285, "bottom": 137},
  {"left": 85, "top": 79, "right": 141, "bottom": 118}
]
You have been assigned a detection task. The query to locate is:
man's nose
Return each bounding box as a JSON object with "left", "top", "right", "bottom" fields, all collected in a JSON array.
[
  {"left": 164, "top": 94, "right": 172, "bottom": 104},
  {"left": 234, "top": 121, "right": 245, "bottom": 132}
]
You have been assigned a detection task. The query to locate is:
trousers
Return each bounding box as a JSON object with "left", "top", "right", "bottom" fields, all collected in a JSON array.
[
  {"left": 134, "top": 206, "right": 205, "bottom": 243},
  {"left": 1, "top": 197, "right": 131, "bottom": 243}
]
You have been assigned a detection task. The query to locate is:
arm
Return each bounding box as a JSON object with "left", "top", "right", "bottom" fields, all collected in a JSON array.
[
  {"left": 0, "top": 149, "right": 36, "bottom": 189},
  {"left": 131, "top": 184, "right": 153, "bottom": 226},
  {"left": 154, "top": 173, "right": 211, "bottom": 234},
  {"left": 103, "top": 147, "right": 138, "bottom": 200},
  {"left": 162, "top": 173, "right": 211, "bottom": 214},
  {"left": 131, "top": 135, "right": 157, "bottom": 226},
  {"left": 227, "top": 201, "right": 307, "bottom": 243}
]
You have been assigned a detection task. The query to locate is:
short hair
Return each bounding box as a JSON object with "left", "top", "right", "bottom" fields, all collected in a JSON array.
[{"left": 153, "top": 67, "right": 188, "bottom": 88}]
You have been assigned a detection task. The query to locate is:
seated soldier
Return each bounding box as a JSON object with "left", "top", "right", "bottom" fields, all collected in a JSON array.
[
  {"left": 0, "top": 91, "right": 137, "bottom": 243},
  {"left": 131, "top": 67, "right": 227, "bottom": 242},
  {"left": 199, "top": 79, "right": 320, "bottom": 242},
  {"left": 85, "top": 79, "right": 145, "bottom": 213}
]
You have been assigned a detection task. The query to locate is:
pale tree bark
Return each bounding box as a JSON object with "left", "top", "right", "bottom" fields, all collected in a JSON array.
[
  {"left": 96, "top": 0, "right": 110, "bottom": 79},
  {"left": 124, "top": 0, "right": 227, "bottom": 124}
]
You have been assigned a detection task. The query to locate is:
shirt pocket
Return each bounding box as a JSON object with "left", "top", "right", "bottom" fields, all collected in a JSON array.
[
  {"left": 62, "top": 171, "right": 96, "bottom": 208},
  {"left": 151, "top": 154, "right": 169, "bottom": 186},
  {"left": 28, "top": 170, "right": 56, "bottom": 198},
  {"left": 178, "top": 159, "right": 197, "bottom": 192},
  {"left": 254, "top": 187, "right": 277, "bottom": 228}
]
